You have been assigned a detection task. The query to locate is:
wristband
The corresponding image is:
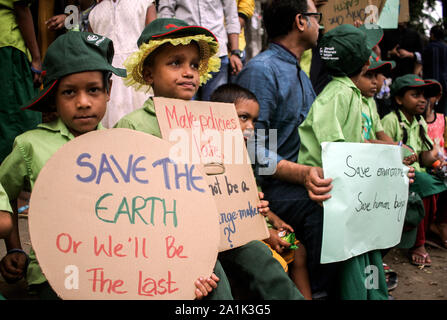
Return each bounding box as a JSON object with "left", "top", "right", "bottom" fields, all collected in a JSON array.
[{"left": 398, "top": 141, "right": 403, "bottom": 147}]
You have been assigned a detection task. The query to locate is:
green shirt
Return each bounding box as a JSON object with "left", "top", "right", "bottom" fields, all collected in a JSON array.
[
  {"left": 0, "top": 183, "right": 12, "bottom": 213},
  {"left": 0, "top": 118, "right": 104, "bottom": 286},
  {"left": 114, "top": 98, "right": 161, "bottom": 137},
  {"left": 361, "top": 96, "right": 383, "bottom": 140},
  {"left": 381, "top": 109, "right": 432, "bottom": 172},
  {"left": 298, "top": 76, "right": 364, "bottom": 167},
  {"left": 0, "top": 0, "right": 32, "bottom": 60}
]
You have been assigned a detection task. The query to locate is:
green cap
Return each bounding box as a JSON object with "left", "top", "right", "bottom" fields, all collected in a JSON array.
[
  {"left": 397, "top": 192, "right": 424, "bottom": 249},
  {"left": 319, "top": 24, "right": 383, "bottom": 77},
  {"left": 390, "top": 74, "right": 442, "bottom": 98},
  {"left": 137, "top": 18, "right": 217, "bottom": 48},
  {"left": 368, "top": 52, "right": 396, "bottom": 75},
  {"left": 22, "top": 31, "right": 126, "bottom": 112}
]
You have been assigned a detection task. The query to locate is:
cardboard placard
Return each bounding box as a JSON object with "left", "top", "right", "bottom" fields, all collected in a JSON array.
[
  {"left": 321, "top": 142, "right": 409, "bottom": 263},
  {"left": 153, "top": 97, "right": 269, "bottom": 252},
  {"left": 319, "top": 0, "right": 386, "bottom": 32},
  {"left": 29, "top": 129, "right": 220, "bottom": 299},
  {"left": 398, "top": 0, "right": 410, "bottom": 23}
]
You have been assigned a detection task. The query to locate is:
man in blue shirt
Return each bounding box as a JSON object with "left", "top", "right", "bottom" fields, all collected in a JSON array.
[{"left": 236, "top": 0, "right": 336, "bottom": 299}]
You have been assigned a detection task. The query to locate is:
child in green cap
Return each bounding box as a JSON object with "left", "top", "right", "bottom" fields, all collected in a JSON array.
[
  {"left": 115, "top": 18, "right": 304, "bottom": 300},
  {"left": 0, "top": 31, "right": 125, "bottom": 299},
  {"left": 0, "top": 31, "right": 216, "bottom": 300},
  {"left": 382, "top": 74, "right": 447, "bottom": 267},
  {"left": 298, "top": 24, "right": 393, "bottom": 300}
]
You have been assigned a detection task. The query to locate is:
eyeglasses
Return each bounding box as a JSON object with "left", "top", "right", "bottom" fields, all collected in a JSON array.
[{"left": 301, "top": 12, "right": 322, "bottom": 24}]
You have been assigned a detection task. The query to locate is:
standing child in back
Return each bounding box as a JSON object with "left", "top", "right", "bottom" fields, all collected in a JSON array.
[
  {"left": 88, "top": 0, "right": 157, "bottom": 128},
  {"left": 382, "top": 75, "right": 447, "bottom": 265},
  {"left": 0, "top": 31, "right": 217, "bottom": 300},
  {"left": 115, "top": 18, "right": 304, "bottom": 300}
]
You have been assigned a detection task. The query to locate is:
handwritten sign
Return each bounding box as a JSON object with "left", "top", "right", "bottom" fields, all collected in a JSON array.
[
  {"left": 154, "top": 97, "right": 269, "bottom": 252},
  {"left": 28, "top": 129, "right": 220, "bottom": 299},
  {"left": 321, "top": 142, "right": 409, "bottom": 263},
  {"left": 319, "top": 0, "right": 386, "bottom": 32},
  {"left": 378, "top": 0, "right": 399, "bottom": 29}
]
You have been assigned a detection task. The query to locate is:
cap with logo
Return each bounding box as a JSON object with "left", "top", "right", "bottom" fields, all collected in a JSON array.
[
  {"left": 22, "top": 31, "right": 126, "bottom": 112},
  {"left": 319, "top": 24, "right": 384, "bottom": 77}
]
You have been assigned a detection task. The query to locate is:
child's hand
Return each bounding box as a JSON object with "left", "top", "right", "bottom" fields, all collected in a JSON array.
[
  {"left": 305, "top": 167, "right": 333, "bottom": 205},
  {"left": 257, "top": 192, "right": 269, "bottom": 216},
  {"left": 45, "top": 14, "right": 67, "bottom": 31},
  {"left": 406, "top": 166, "right": 415, "bottom": 184},
  {"left": 194, "top": 273, "right": 219, "bottom": 300},
  {"left": 265, "top": 229, "right": 292, "bottom": 254},
  {"left": 0, "top": 252, "right": 27, "bottom": 283}
]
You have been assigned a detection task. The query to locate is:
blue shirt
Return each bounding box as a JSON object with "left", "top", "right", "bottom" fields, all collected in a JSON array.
[{"left": 236, "top": 43, "right": 316, "bottom": 193}]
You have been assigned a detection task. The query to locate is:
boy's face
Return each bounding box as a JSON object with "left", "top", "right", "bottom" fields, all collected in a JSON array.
[
  {"left": 143, "top": 43, "right": 200, "bottom": 100},
  {"left": 235, "top": 98, "right": 259, "bottom": 142},
  {"left": 55, "top": 71, "right": 110, "bottom": 137},
  {"left": 357, "top": 71, "right": 378, "bottom": 98}
]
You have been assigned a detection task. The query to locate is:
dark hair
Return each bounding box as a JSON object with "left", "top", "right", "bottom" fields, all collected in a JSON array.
[
  {"left": 210, "top": 83, "right": 258, "bottom": 104},
  {"left": 263, "top": 0, "right": 309, "bottom": 40},
  {"left": 430, "top": 25, "right": 445, "bottom": 41},
  {"left": 393, "top": 87, "right": 433, "bottom": 150}
]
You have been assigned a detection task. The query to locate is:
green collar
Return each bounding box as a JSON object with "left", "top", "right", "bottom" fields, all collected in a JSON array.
[
  {"left": 143, "top": 97, "right": 156, "bottom": 115},
  {"left": 37, "top": 117, "right": 104, "bottom": 140}
]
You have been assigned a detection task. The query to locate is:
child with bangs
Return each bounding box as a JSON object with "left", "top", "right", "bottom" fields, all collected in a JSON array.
[
  {"left": 115, "top": 18, "right": 305, "bottom": 300},
  {"left": 382, "top": 75, "right": 447, "bottom": 267}
]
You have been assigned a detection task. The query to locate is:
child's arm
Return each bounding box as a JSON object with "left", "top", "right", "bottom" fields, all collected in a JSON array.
[
  {"left": 145, "top": 3, "right": 157, "bottom": 25},
  {"left": 0, "top": 205, "right": 28, "bottom": 283},
  {"left": 14, "top": 1, "right": 42, "bottom": 87},
  {"left": 0, "top": 211, "right": 12, "bottom": 239}
]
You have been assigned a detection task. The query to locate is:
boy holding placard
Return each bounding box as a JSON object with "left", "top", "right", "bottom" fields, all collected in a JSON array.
[
  {"left": 115, "top": 18, "right": 304, "bottom": 299},
  {"left": 298, "top": 24, "right": 391, "bottom": 300},
  {"left": 0, "top": 31, "right": 218, "bottom": 300}
]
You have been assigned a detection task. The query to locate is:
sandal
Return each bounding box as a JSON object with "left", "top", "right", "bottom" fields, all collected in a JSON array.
[
  {"left": 408, "top": 248, "right": 431, "bottom": 267},
  {"left": 383, "top": 263, "right": 398, "bottom": 291}
]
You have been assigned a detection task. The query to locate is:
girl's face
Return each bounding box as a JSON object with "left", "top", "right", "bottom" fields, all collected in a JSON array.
[
  {"left": 55, "top": 71, "right": 110, "bottom": 137},
  {"left": 143, "top": 43, "right": 200, "bottom": 100},
  {"left": 235, "top": 98, "right": 259, "bottom": 141},
  {"left": 396, "top": 88, "right": 427, "bottom": 118}
]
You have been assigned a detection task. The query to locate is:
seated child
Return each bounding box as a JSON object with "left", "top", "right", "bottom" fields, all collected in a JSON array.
[
  {"left": 382, "top": 75, "right": 447, "bottom": 266},
  {"left": 357, "top": 53, "right": 417, "bottom": 166},
  {"left": 115, "top": 18, "right": 304, "bottom": 299},
  {"left": 0, "top": 31, "right": 217, "bottom": 300},
  {"left": 298, "top": 24, "right": 390, "bottom": 300},
  {"left": 210, "top": 83, "right": 313, "bottom": 300}
]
